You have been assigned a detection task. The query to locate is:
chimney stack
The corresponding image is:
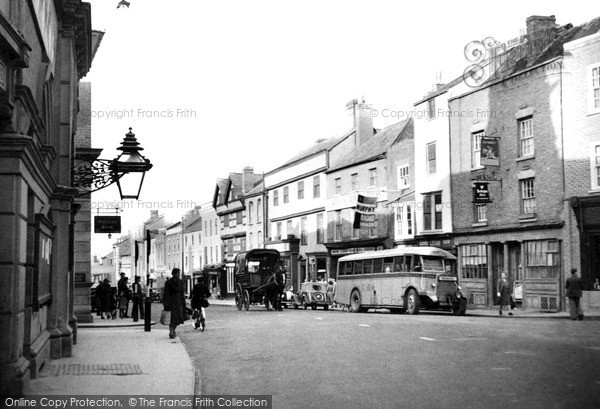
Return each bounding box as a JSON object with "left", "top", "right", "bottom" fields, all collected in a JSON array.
[
  {"left": 349, "top": 98, "right": 374, "bottom": 147},
  {"left": 526, "top": 15, "right": 557, "bottom": 56},
  {"left": 242, "top": 166, "right": 254, "bottom": 193}
]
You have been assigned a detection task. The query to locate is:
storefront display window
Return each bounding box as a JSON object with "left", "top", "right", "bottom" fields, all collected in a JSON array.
[{"left": 524, "top": 240, "right": 560, "bottom": 279}]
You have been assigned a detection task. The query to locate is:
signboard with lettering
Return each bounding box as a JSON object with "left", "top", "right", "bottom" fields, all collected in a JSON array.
[
  {"left": 94, "top": 216, "right": 122, "bottom": 234},
  {"left": 353, "top": 195, "right": 378, "bottom": 229},
  {"left": 473, "top": 182, "right": 491, "bottom": 203},
  {"left": 480, "top": 136, "right": 499, "bottom": 166}
]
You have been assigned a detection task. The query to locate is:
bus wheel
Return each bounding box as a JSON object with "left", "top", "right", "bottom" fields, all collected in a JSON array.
[
  {"left": 405, "top": 289, "right": 420, "bottom": 315},
  {"left": 350, "top": 289, "right": 362, "bottom": 313},
  {"left": 453, "top": 297, "right": 468, "bottom": 316},
  {"left": 243, "top": 290, "right": 251, "bottom": 311}
]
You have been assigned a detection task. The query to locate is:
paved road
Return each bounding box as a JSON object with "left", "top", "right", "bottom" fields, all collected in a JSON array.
[{"left": 156, "top": 305, "right": 600, "bottom": 409}]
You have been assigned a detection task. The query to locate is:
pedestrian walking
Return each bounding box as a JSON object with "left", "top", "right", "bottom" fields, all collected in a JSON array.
[
  {"left": 96, "top": 278, "right": 112, "bottom": 319},
  {"left": 497, "top": 272, "right": 512, "bottom": 316},
  {"left": 191, "top": 276, "right": 211, "bottom": 331},
  {"left": 131, "top": 275, "right": 145, "bottom": 322},
  {"left": 274, "top": 267, "right": 286, "bottom": 311},
  {"left": 566, "top": 268, "right": 584, "bottom": 321},
  {"left": 117, "top": 273, "right": 130, "bottom": 318},
  {"left": 326, "top": 279, "right": 335, "bottom": 307},
  {"left": 163, "top": 268, "right": 186, "bottom": 338}
]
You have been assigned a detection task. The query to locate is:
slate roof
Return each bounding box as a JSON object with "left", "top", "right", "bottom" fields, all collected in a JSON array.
[
  {"left": 271, "top": 129, "right": 356, "bottom": 172},
  {"left": 327, "top": 119, "right": 412, "bottom": 173},
  {"left": 184, "top": 215, "right": 203, "bottom": 233}
]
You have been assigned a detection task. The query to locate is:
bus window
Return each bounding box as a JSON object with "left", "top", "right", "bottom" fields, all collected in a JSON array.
[
  {"left": 422, "top": 256, "right": 444, "bottom": 272},
  {"left": 343, "top": 261, "right": 353, "bottom": 275},
  {"left": 363, "top": 259, "right": 373, "bottom": 274},
  {"left": 393, "top": 256, "right": 404, "bottom": 272},
  {"left": 405, "top": 255, "right": 413, "bottom": 271},
  {"left": 383, "top": 257, "right": 393, "bottom": 273},
  {"left": 373, "top": 258, "right": 383, "bottom": 274},
  {"left": 354, "top": 260, "right": 364, "bottom": 275}
]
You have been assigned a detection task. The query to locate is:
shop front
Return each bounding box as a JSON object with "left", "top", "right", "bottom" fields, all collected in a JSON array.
[
  {"left": 201, "top": 264, "right": 226, "bottom": 299},
  {"left": 454, "top": 226, "right": 564, "bottom": 311}
]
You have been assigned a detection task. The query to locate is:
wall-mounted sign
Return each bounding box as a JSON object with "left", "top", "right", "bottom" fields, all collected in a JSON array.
[
  {"left": 353, "top": 195, "right": 378, "bottom": 229},
  {"left": 94, "top": 216, "right": 121, "bottom": 234},
  {"left": 472, "top": 182, "right": 491, "bottom": 203},
  {"left": 480, "top": 136, "right": 499, "bottom": 166}
]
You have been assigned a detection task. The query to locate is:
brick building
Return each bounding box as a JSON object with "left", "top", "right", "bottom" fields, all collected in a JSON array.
[
  {"left": 563, "top": 20, "right": 600, "bottom": 306},
  {"left": 448, "top": 15, "right": 600, "bottom": 311}
]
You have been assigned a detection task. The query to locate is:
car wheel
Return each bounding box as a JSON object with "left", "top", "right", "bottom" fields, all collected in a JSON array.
[
  {"left": 405, "top": 288, "right": 420, "bottom": 315},
  {"left": 350, "top": 289, "right": 362, "bottom": 313}
]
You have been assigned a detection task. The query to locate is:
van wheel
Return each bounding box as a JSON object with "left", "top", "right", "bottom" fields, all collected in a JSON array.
[
  {"left": 350, "top": 289, "right": 362, "bottom": 313},
  {"left": 405, "top": 289, "right": 420, "bottom": 315}
]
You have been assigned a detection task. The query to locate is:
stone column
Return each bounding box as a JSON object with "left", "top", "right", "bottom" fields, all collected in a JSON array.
[{"left": 48, "top": 191, "right": 75, "bottom": 359}]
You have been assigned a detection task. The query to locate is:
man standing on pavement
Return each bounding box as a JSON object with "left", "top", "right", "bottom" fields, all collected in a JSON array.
[
  {"left": 131, "top": 275, "right": 145, "bottom": 322},
  {"left": 566, "top": 268, "right": 584, "bottom": 321},
  {"left": 117, "top": 272, "right": 130, "bottom": 318}
]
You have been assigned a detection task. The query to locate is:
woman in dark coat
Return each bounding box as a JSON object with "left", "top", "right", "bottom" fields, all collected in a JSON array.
[
  {"left": 163, "top": 268, "right": 186, "bottom": 338},
  {"left": 96, "top": 278, "right": 112, "bottom": 319},
  {"left": 497, "top": 271, "right": 512, "bottom": 316}
]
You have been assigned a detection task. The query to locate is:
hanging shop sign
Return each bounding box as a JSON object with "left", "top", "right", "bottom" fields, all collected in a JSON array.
[
  {"left": 472, "top": 182, "right": 491, "bottom": 203},
  {"left": 94, "top": 215, "right": 122, "bottom": 234},
  {"left": 480, "top": 136, "right": 500, "bottom": 166},
  {"left": 353, "top": 195, "right": 378, "bottom": 228}
]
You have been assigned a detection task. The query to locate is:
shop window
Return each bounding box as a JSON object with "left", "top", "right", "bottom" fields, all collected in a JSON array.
[
  {"left": 524, "top": 240, "right": 560, "bottom": 279},
  {"left": 460, "top": 244, "right": 487, "bottom": 279}
]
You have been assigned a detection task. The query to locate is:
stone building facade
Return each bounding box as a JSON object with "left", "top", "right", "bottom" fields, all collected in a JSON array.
[{"left": 0, "top": 0, "right": 96, "bottom": 394}]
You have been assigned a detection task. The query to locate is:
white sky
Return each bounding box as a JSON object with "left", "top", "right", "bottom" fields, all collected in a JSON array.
[{"left": 87, "top": 0, "right": 597, "bottom": 257}]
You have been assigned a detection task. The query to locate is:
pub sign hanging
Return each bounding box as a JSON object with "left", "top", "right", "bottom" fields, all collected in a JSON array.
[{"left": 472, "top": 182, "right": 491, "bottom": 203}]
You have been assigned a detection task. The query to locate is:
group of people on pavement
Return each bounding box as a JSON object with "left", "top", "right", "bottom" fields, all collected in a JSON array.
[
  {"left": 496, "top": 268, "right": 586, "bottom": 320},
  {"left": 95, "top": 273, "right": 144, "bottom": 321}
]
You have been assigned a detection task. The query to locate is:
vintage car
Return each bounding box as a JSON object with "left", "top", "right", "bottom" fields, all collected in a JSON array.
[
  {"left": 234, "top": 249, "right": 281, "bottom": 311},
  {"left": 290, "top": 281, "right": 330, "bottom": 310}
]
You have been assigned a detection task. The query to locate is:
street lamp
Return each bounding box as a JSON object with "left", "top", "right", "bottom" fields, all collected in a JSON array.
[{"left": 72, "top": 127, "right": 153, "bottom": 200}]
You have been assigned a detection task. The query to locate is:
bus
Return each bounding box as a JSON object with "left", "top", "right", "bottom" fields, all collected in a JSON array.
[{"left": 334, "top": 247, "right": 468, "bottom": 315}]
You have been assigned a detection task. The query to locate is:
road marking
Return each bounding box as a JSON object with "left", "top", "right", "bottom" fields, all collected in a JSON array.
[
  {"left": 419, "top": 337, "right": 435, "bottom": 341},
  {"left": 454, "top": 338, "right": 487, "bottom": 341},
  {"left": 315, "top": 317, "right": 323, "bottom": 320},
  {"left": 359, "top": 324, "right": 370, "bottom": 327}
]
